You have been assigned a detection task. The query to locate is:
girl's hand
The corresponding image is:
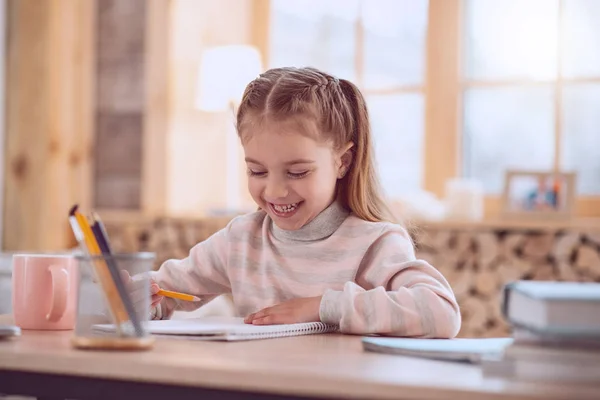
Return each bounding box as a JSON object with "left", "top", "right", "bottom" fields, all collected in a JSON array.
[{"left": 244, "top": 296, "right": 322, "bottom": 325}]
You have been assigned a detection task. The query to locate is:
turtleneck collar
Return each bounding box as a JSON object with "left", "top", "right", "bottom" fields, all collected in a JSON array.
[{"left": 270, "top": 200, "right": 349, "bottom": 243}]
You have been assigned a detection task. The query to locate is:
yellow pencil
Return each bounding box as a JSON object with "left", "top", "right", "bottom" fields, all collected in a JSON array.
[{"left": 157, "top": 289, "right": 201, "bottom": 302}]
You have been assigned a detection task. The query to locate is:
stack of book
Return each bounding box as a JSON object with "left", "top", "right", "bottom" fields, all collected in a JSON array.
[{"left": 482, "top": 280, "right": 600, "bottom": 384}]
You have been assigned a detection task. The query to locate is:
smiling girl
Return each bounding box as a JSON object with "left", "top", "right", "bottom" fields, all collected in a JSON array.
[{"left": 145, "top": 67, "right": 461, "bottom": 337}]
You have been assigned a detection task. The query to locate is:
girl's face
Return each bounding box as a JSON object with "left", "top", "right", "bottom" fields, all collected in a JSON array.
[{"left": 242, "top": 121, "right": 349, "bottom": 231}]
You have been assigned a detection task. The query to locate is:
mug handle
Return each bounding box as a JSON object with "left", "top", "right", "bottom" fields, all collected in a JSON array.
[{"left": 46, "top": 265, "right": 70, "bottom": 322}]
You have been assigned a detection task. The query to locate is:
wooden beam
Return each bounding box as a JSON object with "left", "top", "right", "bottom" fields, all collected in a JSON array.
[
  {"left": 423, "top": 0, "right": 462, "bottom": 198},
  {"left": 94, "top": 0, "right": 145, "bottom": 210},
  {"left": 3, "top": 0, "right": 94, "bottom": 251},
  {"left": 0, "top": 0, "right": 7, "bottom": 247},
  {"left": 251, "top": 0, "right": 270, "bottom": 68},
  {"left": 142, "top": 0, "right": 170, "bottom": 216}
]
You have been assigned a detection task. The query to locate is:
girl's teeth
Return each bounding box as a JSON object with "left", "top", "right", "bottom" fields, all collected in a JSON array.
[{"left": 273, "top": 203, "right": 298, "bottom": 213}]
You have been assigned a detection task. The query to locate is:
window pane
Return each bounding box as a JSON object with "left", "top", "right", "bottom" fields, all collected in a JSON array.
[
  {"left": 563, "top": 0, "right": 600, "bottom": 78},
  {"left": 562, "top": 84, "right": 600, "bottom": 195},
  {"left": 270, "top": 0, "right": 359, "bottom": 81},
  {"left": 464, "top": 0, "right": 558, "bottom": 80},
  {"left": 463, "top": 87, "right": 555, "bottom": 193},
  {"left": 362, "top": 0, "right": 428, "bottom": 89},
  {"left": 367, "top": 94, "right": 424, "bottom": 198}
]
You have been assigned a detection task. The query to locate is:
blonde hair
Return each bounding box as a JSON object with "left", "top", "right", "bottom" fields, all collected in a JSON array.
[{"left": 236, "top": 67, "right": 396, "bottom": 223}]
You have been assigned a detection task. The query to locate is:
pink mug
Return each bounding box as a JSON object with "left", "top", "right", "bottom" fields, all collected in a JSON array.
[{"left": 12, "top": 254, "right": 79, "bottom": 330}]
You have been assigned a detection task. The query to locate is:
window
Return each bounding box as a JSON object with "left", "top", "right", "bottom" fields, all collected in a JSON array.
[
  {"left": 269, "top": 0, "right": 429, "bottom": 199},
  {"left": 264, "top": 0, "right": 600, "bottom": 217},
  {"left": 462, "top": 0, "right": 600, "bottom": 198}
]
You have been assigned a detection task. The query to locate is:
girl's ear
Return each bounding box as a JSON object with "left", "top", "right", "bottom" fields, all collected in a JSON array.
[{"left": 337, "top": 142, "right": 354, "bottom": 179}]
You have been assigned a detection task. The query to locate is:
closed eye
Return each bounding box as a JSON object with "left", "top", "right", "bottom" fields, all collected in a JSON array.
[
  {"left": 247, "top": 169, "right": 266, "bottom": 177},
  {"left": 288, "top": 171, "right": 309, "bottom": 179}
]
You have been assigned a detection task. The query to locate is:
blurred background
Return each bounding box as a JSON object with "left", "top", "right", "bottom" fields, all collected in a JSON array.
[
  {"left": 1, "top": 0, "right": 600, "bottom": 336},
  {"left": 2, "top": 0, "right": 600, "bottom": 251}
]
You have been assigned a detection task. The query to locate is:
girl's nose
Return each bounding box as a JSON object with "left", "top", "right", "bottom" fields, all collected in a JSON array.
[{"left": 264, "top": 179, "right": 288, "bottom": 200}]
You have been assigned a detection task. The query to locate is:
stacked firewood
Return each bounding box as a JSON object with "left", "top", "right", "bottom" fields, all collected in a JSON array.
[{"left": 415, "top": 229, "right": 600, "bottom": 337}]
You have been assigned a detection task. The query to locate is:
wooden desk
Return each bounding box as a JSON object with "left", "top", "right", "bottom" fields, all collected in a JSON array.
[{"left": 0, "top": 316, "right": 597, "bottom": 400}]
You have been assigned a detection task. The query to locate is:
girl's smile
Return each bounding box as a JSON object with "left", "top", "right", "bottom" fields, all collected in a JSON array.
[{"left": 268, "top": 201, "right": 303, "bottom": 219}]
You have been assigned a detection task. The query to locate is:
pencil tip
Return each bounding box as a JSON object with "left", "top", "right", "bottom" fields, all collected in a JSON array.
[{"left": 69, "top": 204, "right": 79, "bottom": 216}]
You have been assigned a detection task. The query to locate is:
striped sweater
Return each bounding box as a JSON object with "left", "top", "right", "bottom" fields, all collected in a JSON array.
[{"left": 150, "top": 201, "right": 461, "bottom": 337}]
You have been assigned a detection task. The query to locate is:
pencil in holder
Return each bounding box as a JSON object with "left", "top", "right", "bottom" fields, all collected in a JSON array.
[{"left": 71, "top": 252, "right": 156, "bottom": 350}]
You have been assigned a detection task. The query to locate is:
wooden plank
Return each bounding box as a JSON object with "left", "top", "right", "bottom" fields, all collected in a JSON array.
[
  {"left": 141, "top": 0, "right": 170, "bottom": 216},
  {"left": 4, "top": 0, "right": 49, "bottom": 250},
  {"left": 3, "top": 0, "right": 94, "bottom": 251},
  {"left": 251, "top": 0, "right": 270, "bottom": 68},
  {"left": 95, "top": 113, "right": 143, "bottom": 176},
  {"left": 423, "top": 0, "right": 462, "bottom": 197},
  {"left": 0, "top": 0, "right": 6, "bottom": 247},
  {"left": 95, "top": 176, "right": 142, "bottom": 210},
  {"left": 94, "top": 0, "right": 146, "bottom": 210},
  {"left": 96, "top": 0, "right": 146, "bottom": 113},
  {"left": 94, "top": 112, "right": 142, "bottom": 210}
]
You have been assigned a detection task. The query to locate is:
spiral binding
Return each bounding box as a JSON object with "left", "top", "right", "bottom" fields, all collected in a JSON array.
[{"left": 226, "top": 322, "right": 339, "bottom": 341}]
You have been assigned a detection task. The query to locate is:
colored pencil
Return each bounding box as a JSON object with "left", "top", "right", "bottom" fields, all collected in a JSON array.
[{"left": 156, "top": 289, "right": 201, "bottom": 302}]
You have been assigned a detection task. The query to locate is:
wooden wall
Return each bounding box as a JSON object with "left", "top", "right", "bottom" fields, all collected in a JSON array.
[
  {"left": 3, "top": 0, "right": 94, "bottom": 251},
  {"left": 2, "top": 0, "right": 169, "bottom": 251}
]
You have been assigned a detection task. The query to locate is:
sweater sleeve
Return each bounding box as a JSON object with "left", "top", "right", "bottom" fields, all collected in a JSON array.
[
  {"left": 318, "top": 226, "right": 461, "bottom": 338},
  {"left": 149, "top": 223, "right": 232, "bottom": 320}
]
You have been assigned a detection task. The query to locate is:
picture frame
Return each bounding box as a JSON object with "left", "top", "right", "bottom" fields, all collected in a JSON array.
[{"left": 500, "top": 170, "right": 577, "bottom": 220}]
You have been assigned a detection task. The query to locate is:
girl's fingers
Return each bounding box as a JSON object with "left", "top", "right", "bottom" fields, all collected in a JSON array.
[
  {"left": 150, "top": 282, "right": 160, "bottom": 295},
  {"left": 150, "top": 295, "right": 163, "bottom": 307},
  {"left": 127, "top": 281, "right": 156, "bottom": 303},
  {"left": 251, "top": 315, "right": 277, "bottom": 325},
  {"left": 129, "top": 287, "right": 148, "bottom": 304},
  {"left": 246, "top": 306, "right": 288, "bottom": 324},
  {"left": 119, "top": 269, "right": 131, "bottom": 284},
  {"left": 250, "top": 308, "right": 272, "bottom": 321}
]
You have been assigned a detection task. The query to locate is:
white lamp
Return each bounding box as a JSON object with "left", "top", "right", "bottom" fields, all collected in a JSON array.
[{"left": 194, "top": 45, "right": 262, "bottom": 212}]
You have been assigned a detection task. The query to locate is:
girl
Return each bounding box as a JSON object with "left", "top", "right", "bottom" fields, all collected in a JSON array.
[{"left": 146, "top": 67, "right": 461, "bottom": 337}]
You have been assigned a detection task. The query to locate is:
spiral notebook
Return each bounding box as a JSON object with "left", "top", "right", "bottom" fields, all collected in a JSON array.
[{"left": 94, "top": 317, "right": 338, "bottom": 341}]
